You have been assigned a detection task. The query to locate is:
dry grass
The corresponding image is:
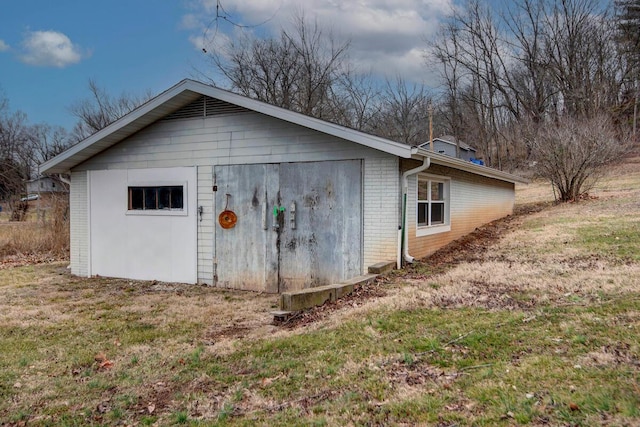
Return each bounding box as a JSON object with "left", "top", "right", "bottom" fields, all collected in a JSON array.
[
  {"left": 1, "top": 159, "right": 640, "bottom": 425},
  {"left": 0, "top": 196, "right": 69, "bottom": 263}
]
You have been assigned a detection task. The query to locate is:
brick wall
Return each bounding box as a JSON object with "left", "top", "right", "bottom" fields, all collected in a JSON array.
[
  {"left": 70, "top": 171, "right": 88, "bottom": 276},
  {"left": 363, "top": 156, "right": 400, "bottom": 269}
]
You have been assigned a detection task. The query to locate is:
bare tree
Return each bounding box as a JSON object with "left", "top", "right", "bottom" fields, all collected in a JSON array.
[
  {"left": 0, "top": 104, "right": 30, "bottom": 203},
  {"left": 615, "top": 0, "right": 640, "bottom": 136},
  {"left": 429, "top": 0, "right": 628, "bottom": 175},
  {"left": 204, "top": 13, "right": 350, "bottom": 121},
  {"left": 69, "top": 79, "right": 153, "bottom": 141},
  {"left": 530, "top": 115, "right": 629, "bottom": 201},
  {"left": 371, "top": 77, "right": 432, "bottom": 145},
  {"left": 430, "top": 0, "right": 520, "bottom": 167},
  {"left": 27, "top": 123, "right": 71, "bottom": 168},
  {"left": 328, "top": 69, "right": 382, "bottom": 132}
]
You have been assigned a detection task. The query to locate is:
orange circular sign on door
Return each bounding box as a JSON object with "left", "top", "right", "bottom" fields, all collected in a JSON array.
[{"left": 218, "top": 210, "right": 237, "bottom": 229}]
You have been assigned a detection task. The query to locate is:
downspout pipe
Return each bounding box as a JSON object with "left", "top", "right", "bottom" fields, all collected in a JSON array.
[{"left": 400, "top": 156, "right": 431, "bottom": 266}]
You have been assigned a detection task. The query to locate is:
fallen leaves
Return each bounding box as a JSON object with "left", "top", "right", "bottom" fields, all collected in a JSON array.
[
  {"left": 0, "top": 253, "right": 65, "bottom": 270},
  {"left": 94, "top": 352, "right": 114, "bottom": 370}
]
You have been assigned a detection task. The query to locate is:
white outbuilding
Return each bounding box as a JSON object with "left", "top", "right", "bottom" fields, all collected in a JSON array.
[{"left": 41, "top": 79, "right": 526, "bottom": 292}]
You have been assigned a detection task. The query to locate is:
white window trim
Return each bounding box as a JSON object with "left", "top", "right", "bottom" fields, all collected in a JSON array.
[
  {"left": 416, "top": 174, "right": 451, "bottom": 237},
  {"left": 125, "top": 181, "right": 188, "bottom": 217}
]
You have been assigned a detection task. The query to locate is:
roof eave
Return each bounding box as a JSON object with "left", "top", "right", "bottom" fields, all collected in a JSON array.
[
  {"left": 41, "top": 79, "right": 414, "bottom": 175},
  {"left": 41, "top": 80, "right": 205, "bottom": 175},
  {"left": 416, "top": 148, "right": 529, "bottom": 184}
]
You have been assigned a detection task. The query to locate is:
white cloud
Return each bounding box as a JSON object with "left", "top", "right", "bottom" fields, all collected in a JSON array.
[
  {"left": 180, "top": 14, "right": 201, "bottom": 30},
  {"left": 185, "top": 0, "right": 453, "bottom": 83},
  {"left": 20, "top": 30, "right": 84, "bottom": 68},
  {"left": 0, "top": 39, "right": 9, "bottom": 52}
]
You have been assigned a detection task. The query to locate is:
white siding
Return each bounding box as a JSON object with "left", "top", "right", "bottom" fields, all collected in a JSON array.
[
  {"left": 88, "top": 167, "right": 198, "bottom": 283},
  {"left": 75, "top": 113, "right": 391, "bottom": 171},
  {"left": 363, "top": 157, "right": 400, "bottom": 268},
  {"left": 70, "top": 170, "right": 89, "bottom": 277},
  {"left": 72, "top": 112, "right": 397, "bottom": 282}
]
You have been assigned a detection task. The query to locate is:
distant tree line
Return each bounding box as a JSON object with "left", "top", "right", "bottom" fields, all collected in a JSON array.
[
  {"left": 0, "top": 93, "right": 69, "bottom": 210},
  {"left": 2, "top": 0, "right": 638, "bottom": 206},
  {"left": 429, "top": 0, "right": 636, "bottom": 200},
  {"left": 0, "top": 81, "right": 150, "bottom": 211},
  {"left": 204, "top": 1, "right": 639, "bottom": 201}
]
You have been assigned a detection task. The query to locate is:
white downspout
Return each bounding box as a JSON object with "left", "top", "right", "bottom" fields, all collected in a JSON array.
[
  {"left": 58, "top": 174, "right": 71, "bottom": 186},
  {"left": 400, "top": 156, "right": 431, "bottom": 265}
]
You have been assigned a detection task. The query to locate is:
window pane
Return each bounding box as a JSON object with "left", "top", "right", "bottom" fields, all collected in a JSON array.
[
  {"left": 158, "top": 187, "right": 171, "bottom": 209},
  {"left": 130, "top": 188, "right": 144, "bottom": 210},
  {"left": 418, "top": 202, "right": 428, "bottom": 226},
  {"left": 417, "top": 178, "right": 428, "bottom": 201},
  {"left": 144, "top": 188, "right": 157, "bottom": 210},
  {"left": 431, "top": 181, "right": 444, "bottom": 201},
  {"left": 128, "top": 185, "right": 184, "bottom": 211},
  {"left": 431, "top": 202, "right": 444, "bottom": 224},
  {"left": 170, "top": 186, "right": 183, "bottom": 209}
]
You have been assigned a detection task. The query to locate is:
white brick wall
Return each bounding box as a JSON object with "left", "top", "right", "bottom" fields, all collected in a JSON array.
[
  {"left": 406, "top": 163, "right": 515, "bottom": 259},
  {"left": 197, "top": 165, "right": 214, "bottom": 284},
  {"left": 363, "top": 156, "right": 400, "bottom": 268},
  {"left": 70, "top": 171, "right": 88, "bottom": 276}
]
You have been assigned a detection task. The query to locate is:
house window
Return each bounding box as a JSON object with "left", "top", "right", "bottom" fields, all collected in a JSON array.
[
  {"left": 417, "top": 175, "right": 451, "bottom": 236},
  {"left": 128, "top": 186, "right": 184, "bottom": 210}
]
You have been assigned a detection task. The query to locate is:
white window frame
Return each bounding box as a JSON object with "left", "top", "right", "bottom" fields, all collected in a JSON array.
[
  {"left": 416, "top": 174, "right": 451, "bottom": 237},
  {"left": 125, "top": 181, "right": 188, "bottom": 217}
]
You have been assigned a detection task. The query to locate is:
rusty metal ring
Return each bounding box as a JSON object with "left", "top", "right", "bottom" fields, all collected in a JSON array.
[{"left": 218, "top": 210, "right": 237, "bottom": 229}]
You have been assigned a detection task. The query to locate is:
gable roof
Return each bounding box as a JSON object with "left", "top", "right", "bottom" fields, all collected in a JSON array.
[
  {"left": 40, "top": 79, "right": 414, "bottom": 175},
  {"left": 40, "top": 79, "right": 527, "bottom": 184}
]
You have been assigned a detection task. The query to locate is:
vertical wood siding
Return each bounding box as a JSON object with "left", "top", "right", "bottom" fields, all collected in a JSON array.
[
  {"left": 404, "top": 162, "right": 514, "bottom": 259},
  {"left": 70, "top": 171, "right": 89, "bottom": 276}
]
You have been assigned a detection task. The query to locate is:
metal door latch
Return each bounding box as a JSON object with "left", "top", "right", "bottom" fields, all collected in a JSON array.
[{"left": 272, "top": 206, "right": 285, "bottom": 230}]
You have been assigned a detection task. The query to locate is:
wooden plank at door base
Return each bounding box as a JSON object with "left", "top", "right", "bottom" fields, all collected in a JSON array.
[{"left": 277, "top": 274, "right": 379, "bottom": 312}]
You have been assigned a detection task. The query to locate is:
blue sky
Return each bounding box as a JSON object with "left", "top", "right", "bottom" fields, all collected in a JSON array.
[
  {"left": 0, "top": 1, "right": 204, "bottom": 130},
  {"left": 0, "top": 0, "right": 456, "bottom": 131}
]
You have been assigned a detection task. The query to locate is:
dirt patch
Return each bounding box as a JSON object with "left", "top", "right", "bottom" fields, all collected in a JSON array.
[
  {"left": 205, "top": 324, "right": 253, "bottom": 341},
  {"left": 411, "top": 201, "right": 551, "bottom": 271},
  {"left": 128, "top": 380, "right": 179, "bottom": 420},
  {"left": 0, "top": 254, "right": 66, "bottom": 270},
  {"left": 582, "top": 343, "right": 640, "bottom": 368}
]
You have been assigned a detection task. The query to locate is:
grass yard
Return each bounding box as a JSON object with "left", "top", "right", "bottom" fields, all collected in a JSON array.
[{"left": 1, "top": 158, "right": 640, "bottom": 426}]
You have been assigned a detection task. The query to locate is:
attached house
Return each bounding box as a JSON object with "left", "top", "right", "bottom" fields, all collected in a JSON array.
[{"left": 41, "top": 79, "right": 526, "bottom": 293}]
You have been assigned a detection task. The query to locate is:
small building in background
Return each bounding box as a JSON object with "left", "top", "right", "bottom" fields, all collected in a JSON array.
[
  {"left": 25, "top": 176, "right": 69, "bottom": 195},
  {"left": 420, "top": 135, "right": 481, "bottom": 163}
]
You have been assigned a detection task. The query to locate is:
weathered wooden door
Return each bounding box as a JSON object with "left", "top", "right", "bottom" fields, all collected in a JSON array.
[
  {"left": 214, "top": 160, "right": 362, "bottom": 293},
  {"left": 278, "top": 161, "right": 362, "bottom": 292},
  {"left": 214, "top": 164, "right": 279, "bottom": 292}
]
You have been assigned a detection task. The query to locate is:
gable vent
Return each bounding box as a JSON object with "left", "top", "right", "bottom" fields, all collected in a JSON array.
[{"left": 162, "top": 95, "right": 250, "bottom": 121}]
